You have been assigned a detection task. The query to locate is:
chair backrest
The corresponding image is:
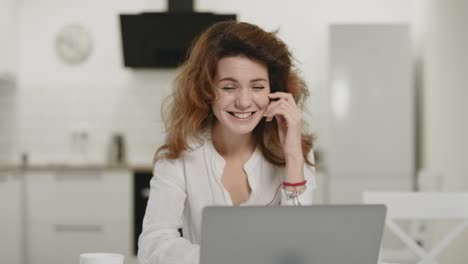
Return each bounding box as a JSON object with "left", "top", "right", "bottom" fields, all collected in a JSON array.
[
  {"left": 363, "top": 192, "right": 468, "bottom": 264},
  {"left": 362, "top": 192, "right": 468, "bottom": 220}
]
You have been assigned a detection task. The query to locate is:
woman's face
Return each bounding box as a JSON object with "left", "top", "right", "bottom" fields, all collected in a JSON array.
[{"left": 211, "top": 56, "right": 271, "bottom": 136}]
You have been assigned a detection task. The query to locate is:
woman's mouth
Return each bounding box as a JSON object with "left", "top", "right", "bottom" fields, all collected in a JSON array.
[{"left": 228, "top": 112, "right": 256, "bottom": 119}]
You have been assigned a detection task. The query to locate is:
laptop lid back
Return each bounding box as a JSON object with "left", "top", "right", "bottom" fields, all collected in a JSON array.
[{"left": 200, "top": 205, "right": 386, "bottom": 264}]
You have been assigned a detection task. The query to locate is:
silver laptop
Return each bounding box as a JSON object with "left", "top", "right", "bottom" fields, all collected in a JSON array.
[{"left": 200, "top": 205, "right": 386, "bottom": 264}]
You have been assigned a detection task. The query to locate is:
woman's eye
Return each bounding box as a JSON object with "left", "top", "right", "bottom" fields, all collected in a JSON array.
[
  {"left": 253, "top": 86, "right": 265, "bottom": 90},
  {"left": 222, "top": 86, "right": 236, "bottom": 90}
]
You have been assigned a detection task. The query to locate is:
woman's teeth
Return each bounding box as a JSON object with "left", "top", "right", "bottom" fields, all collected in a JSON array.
[{"left": 232, "top": 112, "right": 253, "bottom": 119}]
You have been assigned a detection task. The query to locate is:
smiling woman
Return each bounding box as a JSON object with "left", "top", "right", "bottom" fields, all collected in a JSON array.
[{"left": 138, "top": 21, "right": 316, "bottom": 264}]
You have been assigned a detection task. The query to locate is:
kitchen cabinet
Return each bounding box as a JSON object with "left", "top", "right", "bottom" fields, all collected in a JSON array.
[
  {"left": 26, "top": 169, "right": 135, "bottom": 264},
  {"left": 0, "top": 170, "right": 23, "bottom": 264}
]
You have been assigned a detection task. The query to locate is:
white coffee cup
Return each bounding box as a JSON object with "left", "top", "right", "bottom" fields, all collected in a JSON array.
[{"left": 80, "top": 253, "right": 124, "bottom": 264}]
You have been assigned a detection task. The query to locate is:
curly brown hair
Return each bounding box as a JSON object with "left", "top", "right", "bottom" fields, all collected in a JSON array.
[{"left": 155, "top": 21, "right": 315, "bottom": 166}]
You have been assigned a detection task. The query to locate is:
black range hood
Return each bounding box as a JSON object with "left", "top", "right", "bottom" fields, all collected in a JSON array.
[{"left": 119, "top": 0, "right": 236, "bottom": 68}]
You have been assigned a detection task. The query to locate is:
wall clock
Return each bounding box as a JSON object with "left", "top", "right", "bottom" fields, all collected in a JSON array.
[{"left": 55, "top": 24, "right": 93, "bottom": 65}]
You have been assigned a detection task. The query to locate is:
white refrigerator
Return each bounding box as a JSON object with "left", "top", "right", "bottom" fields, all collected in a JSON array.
[{"left": 326, "top": 24, "right": 415, "bottom": 203}]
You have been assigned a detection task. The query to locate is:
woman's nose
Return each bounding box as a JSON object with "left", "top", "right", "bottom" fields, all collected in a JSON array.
[{"left": 235, "top": 89, "right": 252, "bottom": 109}]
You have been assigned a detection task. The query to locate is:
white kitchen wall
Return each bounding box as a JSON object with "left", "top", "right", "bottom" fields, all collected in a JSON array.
[
  {"left": 0, "top": 84, "right": 16, "bottom": 163},
  {"left": 423, "top": 1, "right": 468, "bottom": 263},
  {"left": 0, "top": 0, "right": 18, "bottom": 74},
  {"left": 424, "top": 0, "right": 468, "bottom": 192},
  {"left": 0, "top": 0, "right": 18, "bottom": 164}
]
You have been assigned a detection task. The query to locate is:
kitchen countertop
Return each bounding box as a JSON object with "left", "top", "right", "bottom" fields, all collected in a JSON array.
[{"left": 0, "top": 164, "right": 153, "bottom": 172}]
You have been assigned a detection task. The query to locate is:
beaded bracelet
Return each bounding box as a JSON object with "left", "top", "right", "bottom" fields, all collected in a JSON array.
[
  {"left": 283, "top": 179, "right": 307, "bottom": 187},
  {"left": 282, "top": 185, "right": 307, "bottom": 200}
]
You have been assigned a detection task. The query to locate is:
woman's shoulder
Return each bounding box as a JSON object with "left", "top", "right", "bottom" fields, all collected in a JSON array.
[
  {"left": 161, "top": 130, "right": 210, "bottom": 163},
  {"left": 153, "top": 131, "right": 209, "bottom": 173},
  {"left": 186, "top": 130, "right": 209, "bottom": 151}
]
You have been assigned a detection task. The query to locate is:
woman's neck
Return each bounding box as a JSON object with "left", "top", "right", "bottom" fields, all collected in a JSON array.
[{"left": 211, "top": 124, "right": 256, "bottom": 159}]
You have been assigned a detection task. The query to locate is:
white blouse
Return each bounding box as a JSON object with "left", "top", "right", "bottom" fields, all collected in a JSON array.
[{"left": 138, "top": 132, "right": 317, "bottom": 264}]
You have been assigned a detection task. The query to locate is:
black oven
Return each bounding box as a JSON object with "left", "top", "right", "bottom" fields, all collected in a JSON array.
[{"left": 133, "top": 170, "right": 153, "bottom": 255}]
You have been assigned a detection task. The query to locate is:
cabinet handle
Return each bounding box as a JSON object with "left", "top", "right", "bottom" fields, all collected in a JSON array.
[
  {"left": 54, "top": 171, "right": 102, "bottom": 181},
  {"left": 54, "top": 224, "right": 103, "bottom": 233}
]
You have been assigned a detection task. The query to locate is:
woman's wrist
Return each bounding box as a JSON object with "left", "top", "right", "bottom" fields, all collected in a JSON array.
[
  {"left": 283, "top": 179, "right": 306, "bottom": 192},
  {"left": 285, "top": 157, "right": 305, "bottom": 185},
  {"left": 285, "top": 153, "right": 304, "bottom": 165}
]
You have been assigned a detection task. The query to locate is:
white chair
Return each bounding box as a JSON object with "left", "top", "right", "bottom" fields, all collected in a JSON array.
[{"left": 363, "top": 192, "right": 468, "bottom": 264}]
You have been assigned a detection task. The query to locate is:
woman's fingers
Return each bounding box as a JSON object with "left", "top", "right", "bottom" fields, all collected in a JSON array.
[
  {"left": 265, "top": 101, "right": 289, "bottom": 118},
  {"left": 264, "top": 97, "right": 301, "bottom": 125},
  {"left": 264, "top": 99, "right": 286, "bottom": 118},
  {"left": 268, "top": 92, "right": 296, "bottom": 105}
]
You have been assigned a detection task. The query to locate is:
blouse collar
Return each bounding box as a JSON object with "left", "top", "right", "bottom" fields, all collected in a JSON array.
[{"left": 204, "top": 129, "right": 261, "bottom": 189}]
